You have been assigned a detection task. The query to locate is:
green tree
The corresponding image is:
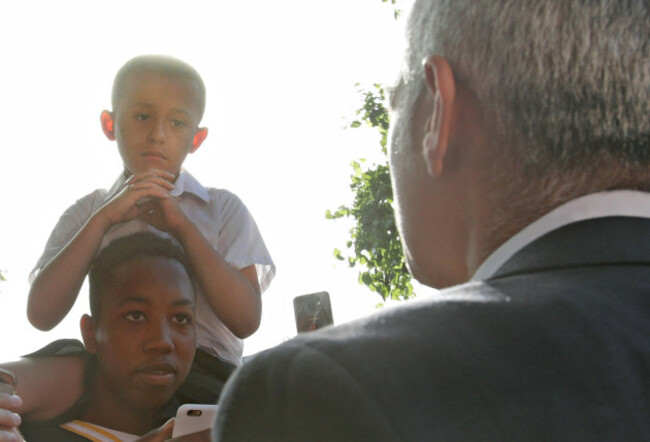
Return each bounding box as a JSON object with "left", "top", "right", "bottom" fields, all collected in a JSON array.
[
  {"left": 327, "top": 0, "right": 412, "bottom": 303},
  {"left": 326, "top": 83, "right": 415, "bottom": 303},
  {"left": 382, "top": 0, "right": 402, "bottom": 19}
]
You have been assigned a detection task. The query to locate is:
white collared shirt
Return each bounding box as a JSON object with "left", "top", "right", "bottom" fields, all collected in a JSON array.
[
  {"left": 31, "top": 169, "right": 275, "bottom": 366},
  {"left": 472, "top": 190, "right": 650, "bottom": 281}
]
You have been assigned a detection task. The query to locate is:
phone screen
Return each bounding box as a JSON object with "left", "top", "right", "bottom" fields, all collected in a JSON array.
[
  {"left": 293, "top": 291, "right": 334, "bottom": 333},
  {"left": 0, "top": 368, "right": 16, "bottom": 395}
]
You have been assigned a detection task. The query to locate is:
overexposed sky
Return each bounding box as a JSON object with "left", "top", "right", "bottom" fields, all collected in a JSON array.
[{"left": 0, "top": 0, "right": 423, "bottom": 361}]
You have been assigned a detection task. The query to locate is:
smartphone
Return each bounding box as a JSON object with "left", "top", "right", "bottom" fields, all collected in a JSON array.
[
  {"left": 172, "top": 404, "right": 218, "bottom": 438},
  {"left": 293, "top": 291, "right": 334, "bottom": 333},
  {"left": 0, "top": 368, "right": 16, "bottom": 395}
]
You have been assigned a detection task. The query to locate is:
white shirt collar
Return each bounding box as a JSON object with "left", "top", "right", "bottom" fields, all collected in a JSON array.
[
  {"left": 171, "top": 169, "right": 210, "bottom": 202},
  {"left": 106, "top": 169, "right": 210, "bottom": 203},
  {"left": 471, "top": 190, "right": 650, "bottom": 281}
]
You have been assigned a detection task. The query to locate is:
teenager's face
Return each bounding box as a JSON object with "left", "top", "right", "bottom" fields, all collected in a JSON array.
[
  {"left": 111, "top": 71, "right": 205, "bottom": 176},
  {"left": 85, "top": 256, "right": 196, "bottom": 411}
]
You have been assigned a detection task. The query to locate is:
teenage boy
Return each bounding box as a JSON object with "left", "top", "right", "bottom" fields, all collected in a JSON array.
[
  {"left": 1, "top": 232, "right": 210, "bottom": 441},
  {"left": 27, "top": 55, "right": 275, "bottom": 404}
]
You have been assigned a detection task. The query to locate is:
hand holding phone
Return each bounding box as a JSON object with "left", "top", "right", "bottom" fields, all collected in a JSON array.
[{"left": 172, "top": 404, "right": 218, "bottom": 438}]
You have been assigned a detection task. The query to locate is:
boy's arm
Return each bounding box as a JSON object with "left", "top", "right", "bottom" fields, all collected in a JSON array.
[
  {"left": 174, "top": 218, "right": 262, "bottom": 339},
  {"left": 144, "top": 196, "right": 262, "bottom": 339},
  {"left": 0, "top": 356, "right": 85, "bottom": 423},
  {"left": 28, "top": 211, "right": 113, "bottom": 330},
  {"left": 28, "top": 170, "right": 175, "bottom": 330}
]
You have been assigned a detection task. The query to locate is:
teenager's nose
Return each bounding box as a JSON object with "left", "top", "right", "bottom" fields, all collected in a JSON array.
[
  {"left": 147, "top": 118, "right": 166, "bottom": 143},
  {"left": 143, "top": 320, "right": 175, "bottom": 353}
]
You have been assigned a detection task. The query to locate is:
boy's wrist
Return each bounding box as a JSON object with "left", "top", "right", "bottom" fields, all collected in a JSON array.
[
  {"left": 88, "top": 210, "right": 114, "bottom": 233},
  {"left": 167, "top": 213, "right": 191, "bottom": 241},
  {"left": 168, "top": 214, "right": 198, "bottom": 244}
]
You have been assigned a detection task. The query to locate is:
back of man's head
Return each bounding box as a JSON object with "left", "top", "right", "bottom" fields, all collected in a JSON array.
[{"left": 404, "top": 0, "right": 650, "bottom": 181}]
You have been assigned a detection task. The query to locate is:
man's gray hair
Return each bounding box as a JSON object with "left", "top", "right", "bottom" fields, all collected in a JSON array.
[{"left": 404, "top": 0, "right": 650, "bottom": 173}]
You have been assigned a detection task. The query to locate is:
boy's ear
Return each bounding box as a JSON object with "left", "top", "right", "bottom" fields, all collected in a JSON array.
[
  {"left": 422, "top": 55, "right": 456, "bottom": 177},
  {"left": 190, "top": 127, "right": 208, "bottom": 153},
  {"left": 100, "top": 110, "right": 116, "bottom": 141},
  {"left": 80, "top": 314, "right": 99, "bottom": 354}
]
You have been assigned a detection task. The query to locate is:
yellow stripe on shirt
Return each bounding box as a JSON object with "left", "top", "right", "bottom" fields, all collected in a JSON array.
[{"left": 60, "top": 419, "right": 125, "bottom": 442}]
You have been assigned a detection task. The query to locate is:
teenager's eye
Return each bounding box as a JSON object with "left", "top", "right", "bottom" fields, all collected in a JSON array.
[
  {"left": 171, "top": 119, "right": 186, "bottom": 128},
  {"left": 135, "top": 113, "right": 150, "bottom": 121},
  {"left": 172, "top": 314, "right": 192, "bottom": 325},
  {"left": 125, "top": 311, "right": 145, "bottom": 322}
]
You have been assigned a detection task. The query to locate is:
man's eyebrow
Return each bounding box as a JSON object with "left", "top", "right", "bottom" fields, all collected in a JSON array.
[
  {"left": 116, "top": 296, "right": 195, "bottom": 307},
  {"left": 173, "top": 298, "right": 195, "bottom": 307},
  {"left": 117, "top": 296, "right": 150, "bottom": 306}
]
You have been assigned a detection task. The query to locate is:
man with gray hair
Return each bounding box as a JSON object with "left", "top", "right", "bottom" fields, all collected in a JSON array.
[{"left": 213, "top": 1, "right": 650, "bottom": 440}]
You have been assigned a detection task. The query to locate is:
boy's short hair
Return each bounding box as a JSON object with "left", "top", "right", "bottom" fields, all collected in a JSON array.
[
  {"left": 88, "top": 232, "right": 194, "bottom": 316},
  {"left": 111, "top": 54, "right": 206, "bottom": 119}
]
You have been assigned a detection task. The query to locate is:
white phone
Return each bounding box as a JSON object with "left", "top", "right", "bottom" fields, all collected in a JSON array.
[{"left": 172, "top": 404, "right": 219, "bottom": 438}]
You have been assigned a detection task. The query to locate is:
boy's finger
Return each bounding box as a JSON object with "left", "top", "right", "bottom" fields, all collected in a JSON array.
[
  {"left": 129, "top": 176, "right": 175, "bottom": 191},
  {"left": 128, "top": 181, "right": 172, "bottom": 195},
  {"left": 134, "top": 418, "right": 174, "bottom": 442},
  {"left": 128, "top": 169, "right": 176, "bottom": 184},
  {"left": 0, "top": 428, "right": 22, "bottom": 442},
  {"left": 0, "top": 409, "right": 21, "bottom": 428},
  {"left": 0, "top": 395, "right": 22, "bottom": 412}
]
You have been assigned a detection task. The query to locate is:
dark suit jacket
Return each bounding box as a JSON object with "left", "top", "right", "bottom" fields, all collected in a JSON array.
[{"left": 214, "top": 217, "right": 650, "bottom": 441}]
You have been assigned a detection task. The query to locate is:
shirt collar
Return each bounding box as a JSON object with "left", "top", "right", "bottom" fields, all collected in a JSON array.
[
  {"left": 105, "top": 169, "right": 210, "bottom": 204},
  {"left": 471, "top": 190, "right": 650, "bottom": 281},
  {"left": 171, "top": 169, "right": 210, "bottom": 202}
]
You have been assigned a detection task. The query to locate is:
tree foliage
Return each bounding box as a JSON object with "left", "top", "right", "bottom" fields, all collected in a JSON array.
[
  {"left": 326, "top": 84, "right": 415, "bottom": 303},
  {"left": 381, "top": 0, "right": 402, "bottom": 19}
]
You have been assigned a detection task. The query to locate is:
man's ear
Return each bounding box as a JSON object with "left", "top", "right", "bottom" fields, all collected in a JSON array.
[
  {"left": 100, "top": 110, "right": 116, "bottom": 141},
  {"left": 422, "top": 55, "right": 456, "bottom": 177},
  {"left": 80, "top": 314, "right": 99, "bottom": 354},
  {"left": 190, "top": 127, "right": 208, "bottom": 153}
]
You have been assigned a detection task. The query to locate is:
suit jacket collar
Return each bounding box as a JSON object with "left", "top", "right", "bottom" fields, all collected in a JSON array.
[
  {"left": 473, "top": 191, "right": 650, "bottom": 280},
  {"left": 490, "top": 216, "right": 650, "bottom": 280}
]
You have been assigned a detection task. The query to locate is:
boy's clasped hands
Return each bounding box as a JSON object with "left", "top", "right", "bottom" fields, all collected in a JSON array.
[{"left": 101, "top": 168, "right": 187, "bottom": 235}]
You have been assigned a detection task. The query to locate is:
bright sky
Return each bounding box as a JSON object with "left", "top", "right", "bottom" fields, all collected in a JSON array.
[{"left": 0, "top": 0, "right": 426, "bottom": 362}]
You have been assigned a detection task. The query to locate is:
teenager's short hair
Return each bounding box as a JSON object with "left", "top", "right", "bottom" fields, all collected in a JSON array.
[
  {"left": 111, "top": 54, "right": 206, "bottom": 119},
  {"left": 88, "top": 232, "right": 194, "bottom": 316}
]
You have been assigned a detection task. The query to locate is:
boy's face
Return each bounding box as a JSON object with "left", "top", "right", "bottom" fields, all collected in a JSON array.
[
  {"left": 107, "top": 71, "right": 207, "bottom": 176},
  {"left": 83, "top": 255, "right": 196, "bottom": 411}
]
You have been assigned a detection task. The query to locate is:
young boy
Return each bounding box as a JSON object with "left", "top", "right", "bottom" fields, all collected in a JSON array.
[
  {"left": 4, "top": 232, "right": 209, "bottom": 441},
  {"left": 27, "top": 55, "right": 275, "bottom": 402}
]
